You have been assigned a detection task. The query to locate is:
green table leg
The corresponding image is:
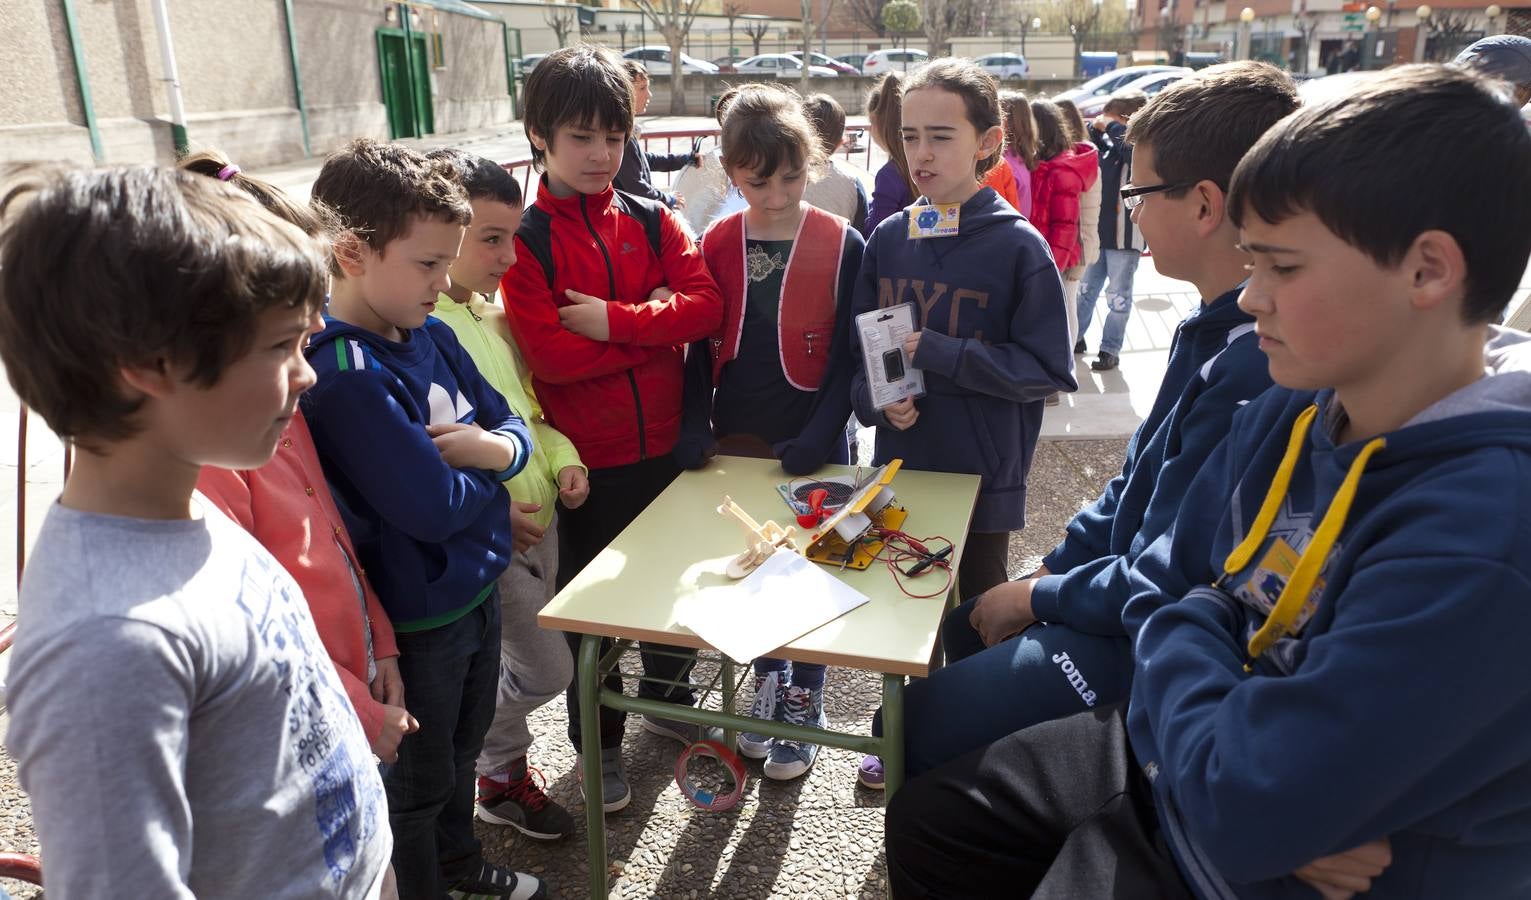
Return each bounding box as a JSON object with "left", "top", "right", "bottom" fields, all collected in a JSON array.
[
  {"left": 880, "top": 673, "right": 905, "bottom": 798},
  {"left": 578, "top": 634, "right": 606, "bottom": 900},
  {"left": 721, "top": 656, "right": 737, "bottom": 749}
]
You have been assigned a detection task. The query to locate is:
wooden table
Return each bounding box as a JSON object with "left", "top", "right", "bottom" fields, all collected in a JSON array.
[{"left": 538, "top": 456, "right": 981, "bottom": 898}]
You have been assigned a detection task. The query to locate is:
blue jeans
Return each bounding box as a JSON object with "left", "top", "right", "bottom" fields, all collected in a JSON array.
[
  {"left": 385, "top": 595, "right": 501, "bottom": 898},
  {"left": 1076, "top": 249, "right": 1142, "bottom": 357},
  {"left": 875, "top": 594, "right": 1135, "bottom": 777}
]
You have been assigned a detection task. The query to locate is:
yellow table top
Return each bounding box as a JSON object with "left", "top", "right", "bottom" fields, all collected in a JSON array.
[{"left": 538, "top": 456, "right": 981, "bottom": 678}]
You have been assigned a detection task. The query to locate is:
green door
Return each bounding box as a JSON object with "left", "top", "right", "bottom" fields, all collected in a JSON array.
[{"left": 376, "top": 29, "right": 434, "bottom": 139}]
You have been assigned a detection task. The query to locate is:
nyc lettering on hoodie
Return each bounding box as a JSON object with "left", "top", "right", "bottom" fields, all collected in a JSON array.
[
  {"left": 1124, "top": 328, "right": 1531, "bottom": 899},
  {"left": 849, "top": 187, "right": 1077, "bottom": 533}
]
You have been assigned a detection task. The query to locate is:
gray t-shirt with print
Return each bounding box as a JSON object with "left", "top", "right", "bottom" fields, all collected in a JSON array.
[{"left": 5, "top": 500, "right": 391, "bottom": 899}]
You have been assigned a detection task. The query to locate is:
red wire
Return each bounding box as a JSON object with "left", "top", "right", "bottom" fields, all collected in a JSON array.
[{"left": 865, "top": 528, "right": 954, "bottom": 598}]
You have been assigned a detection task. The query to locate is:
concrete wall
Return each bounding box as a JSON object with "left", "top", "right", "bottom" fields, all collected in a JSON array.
[{"left": 1, "top": 0, "right": 514, "bottom": 168}]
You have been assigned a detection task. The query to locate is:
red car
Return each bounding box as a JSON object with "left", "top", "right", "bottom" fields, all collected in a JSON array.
[{"left": 790, "top": 51, "right": 860, "bottom": 76}]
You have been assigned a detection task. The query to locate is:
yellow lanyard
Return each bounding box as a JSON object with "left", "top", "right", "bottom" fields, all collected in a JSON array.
[{"left": 1217, "top": 405, "right": 1386, "bottom": 669}]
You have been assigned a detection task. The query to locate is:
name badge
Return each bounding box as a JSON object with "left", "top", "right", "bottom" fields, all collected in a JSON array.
[{"left": 907, "top": 203, "right": 960, "bottom": 239}]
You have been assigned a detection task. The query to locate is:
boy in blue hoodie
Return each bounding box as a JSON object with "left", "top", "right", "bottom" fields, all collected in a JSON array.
[
  {"left": 305, "top": 139, "right": 545, "bottom": 900},
  {"left": 885, "top": 65, "right": 1531, "bottom": 899},
  {"left": 883, "top": 63, "right": 1297, "bottom": 779}
]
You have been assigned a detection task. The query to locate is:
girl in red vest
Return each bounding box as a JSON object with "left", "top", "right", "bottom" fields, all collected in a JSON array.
[{"left": 677, "top": 84, "right": 866, "bottom": 781}]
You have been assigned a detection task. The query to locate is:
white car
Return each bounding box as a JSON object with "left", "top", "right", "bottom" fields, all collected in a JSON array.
[
  {"left": 1051, "top": 65, "right": 1188, "bottom": 106},
  {"left": 622, "top": 46, "right": 719, "bottom": 76},
  {"left": 861, "top": 48, "right": 928, "bottom": 76},
  {"left": 735, "top": 54, "right": 839, "bottom": 78},
  {"left": 1075, "top": 70, "right": 1186, "bottom": 117},
  {"left": 974, "top": 52, "right": 1029, "bottom": 80}
]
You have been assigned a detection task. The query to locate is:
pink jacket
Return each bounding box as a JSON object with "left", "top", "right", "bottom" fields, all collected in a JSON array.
[
  {"left": 197, "top": 410, "right": 398, "bottom": 744},
  {"left": 1029, "top": 142, "right": 1100, "bottom": 270}
]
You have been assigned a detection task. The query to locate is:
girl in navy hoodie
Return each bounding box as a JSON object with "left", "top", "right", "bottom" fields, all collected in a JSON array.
[{"left": 850, "top": 57, "right": 1076, "bottom": 788}]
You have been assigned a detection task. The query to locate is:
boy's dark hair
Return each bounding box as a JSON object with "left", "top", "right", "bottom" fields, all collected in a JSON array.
[
  {"left": 1103, "top": 88, "right": 1149, "bottom": 119},
  {"left": 522, "top": 44, "right": 635, "bottom": 169},
  {"left": 1126, "top": 61, "right": 1297, "bottom": 195},
  {"left": 622, "top": 59, "right": 648, "bottom": 85},
  {"left": 721, "top": 83, "right": 826, "bottom": 178},
  {"left": 714, "top": 85, "right": 743, "bottom": 126},
  {"left": 0, "top": 164, "right": 328, "bottom": 448},
  {"left": 1030, "top": 99, "right": 1072, "bottom": 161},
  {"left": 310, "top": 139, "right": 470, "bottom": 267},
  {"left": 426, "top": 148, "right": 524, "bottom": 208},
  {"left": 904, "top": 57, "right": 1003, "bottom": 176},
  {"left": 803, "top": 93, "right": 847, "bottom": 155},
  {"left": 1230, "top": 64, "right": 1531, "bottom": 325},
  {"left": 181, "top": 149, "right": 334, "bottom": 239}
]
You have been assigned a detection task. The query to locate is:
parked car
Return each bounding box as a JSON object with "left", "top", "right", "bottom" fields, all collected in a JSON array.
[
  {"left": 789, "top": 50, "right": 860, "bottom": 76},
  {"left": 623, "top": 45, "right": 719, "bottom": 75},
  {"left": 837, "top": 53, "right": 869, "bottom": 72},
  {"left": 712, "top": 55, "right": 747, "bottom": 74},
  {"left": 1051, "top": 64, "right": 1188, "bottom": 105},
  {"left": 735, "top": 54, "right": 839, "bottom": 78},
  {"left": 862, "top": 48, "right": 928, "bottom": 76},
  {"left": 974, "top": 52, "right": 1029, "bottom": 80},
  {"left": 518, "top": 53, "right": 547, "bottom": 76},
  {"left": 1075, "top": 70, "right": 1187, "bottom": 117}
]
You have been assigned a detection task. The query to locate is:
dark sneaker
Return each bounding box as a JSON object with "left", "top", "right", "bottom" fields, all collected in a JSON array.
[
  {"left": 764, "top": 685, "right": 826, "bottom": 781},
  {"left": 1073, "top": 338, "right": 1086, "bottom": 355},
  {"left": 576, "top": 745, "right": 631, "bottom": 813},
  {"left": 738, "top": 669, "right": 787, "bottom": 759},
  {"left": 476, "top": 761, "right": 574, "bottom": 840},
  {"left": 1091, "top": 352, "right": 1120, "bottom": 372},
  {"left": 640, "top": 712, "right": 722, "bottom": 746},
  {"left": 447, "top": 859, "right": 547, "bottom": 900}
]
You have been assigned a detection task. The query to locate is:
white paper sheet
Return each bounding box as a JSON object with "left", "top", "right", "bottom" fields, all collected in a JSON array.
[{"left": 676, "top": 548, "right": 870, "bottom": 664}]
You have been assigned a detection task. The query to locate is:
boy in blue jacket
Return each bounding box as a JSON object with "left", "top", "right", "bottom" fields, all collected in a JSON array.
[
  {"left": 305, "top": 139, "right": 545, "bottom": 900},
  {"left": 885, "top": 63, "right": 1297, "bottom": 779},
  {"left": 885, "top": 65, "right": 1531, "bottom": 899}
]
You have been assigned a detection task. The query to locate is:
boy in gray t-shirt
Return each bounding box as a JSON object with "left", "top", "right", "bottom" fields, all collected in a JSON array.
[{"left": 0, "top": 165, "right": 391, "bottom": 897}]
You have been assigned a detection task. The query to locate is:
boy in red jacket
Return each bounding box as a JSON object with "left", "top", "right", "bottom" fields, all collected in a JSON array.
[{"left": 500, "top": 44, "right": 724, "bottom": 814}]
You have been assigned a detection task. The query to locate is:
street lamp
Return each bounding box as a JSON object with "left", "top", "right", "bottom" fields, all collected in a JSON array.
[
  {"left": 1415, "top": 4, "right": 1431, "bottom": 61},
  {"left": 1240, "top": 6, "right": 1255, "bottom": 60},
  {"left": 1365, "top": 5, "right": 1382, "bottom": 30},
  {"left": 1486, "top": 4, "right": 1503, "bottom": 34}
]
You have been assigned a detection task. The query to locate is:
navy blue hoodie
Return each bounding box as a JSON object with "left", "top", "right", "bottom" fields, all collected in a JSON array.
[
  {"left": 1030, "top": 286, "right": 1270, "bottom": 634},
  {"left": 303, "top": 316, "right": 531, "bottom": 631},
  {"left": 850, "top": 187, "right": 1077, "bottom": 533},
  {"left": 1124, "top": 328, "right": 1531, "bottom": 898}
]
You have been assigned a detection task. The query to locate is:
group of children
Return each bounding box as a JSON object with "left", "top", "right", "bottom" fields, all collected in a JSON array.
[{"left": 3, "top": 35, "right": 1531, "bottom": 900}]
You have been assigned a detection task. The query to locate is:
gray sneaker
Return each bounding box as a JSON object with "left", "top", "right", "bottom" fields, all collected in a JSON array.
[
  {"left": 575, "top": 745, "right": 631, "bottom": 813},
  {"left": 640, "top": 712, "right": 723, "bottom": 746},
  {"left": 737, "top": 669, "right": 787, "bottom": 759}
]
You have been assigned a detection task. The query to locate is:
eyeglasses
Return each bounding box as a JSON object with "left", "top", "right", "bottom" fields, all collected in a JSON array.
[{"left": 1120, "top": 182, "right": 1190, "bottom": 210}]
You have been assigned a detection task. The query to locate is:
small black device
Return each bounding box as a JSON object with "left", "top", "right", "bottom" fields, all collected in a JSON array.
[{"left": 882, "top": 348, "right": 906, "bottom": 382}]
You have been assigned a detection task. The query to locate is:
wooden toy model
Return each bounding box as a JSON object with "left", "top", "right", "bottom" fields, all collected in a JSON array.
[{"left": 717, "top": 496, "right": 798, "bottom": 578}]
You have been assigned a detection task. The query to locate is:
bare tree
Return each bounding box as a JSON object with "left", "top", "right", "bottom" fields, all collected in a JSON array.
[
  {"left": 723, "top": 1, "right": 744, "bottom": 54},
  {"left": 544, "top": 4, "right": 577, "bottom": 47},
  {"left": 1051, "top": 0, "right": 1104, "bottom": 77},
  {"left": 1427, "top": 9, "right": 1481, "bottom": 59},
  {"left": 742, "top": 15, "right": 772, "bottom": 56},
  {"left": 845, "top": 0, "right": 892, "bottom": 37},
  {"left": 631, "top": 0, "right": 708, "bottom": 114},
  {"left": 920, "top": 0, "right": 958, "bottom": 55},
  {"left": 800, "top": 0, "right": 840, "bottom": 87}
]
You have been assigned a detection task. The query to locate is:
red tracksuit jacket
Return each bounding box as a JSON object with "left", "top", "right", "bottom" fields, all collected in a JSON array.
[{"left": 501, "top": 180, "right": 723, "bottom": 469}]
